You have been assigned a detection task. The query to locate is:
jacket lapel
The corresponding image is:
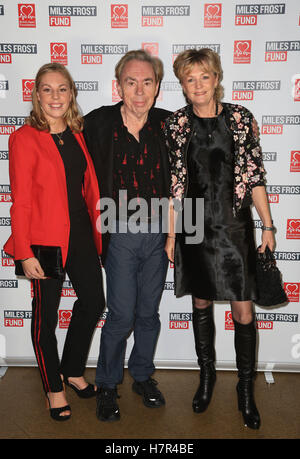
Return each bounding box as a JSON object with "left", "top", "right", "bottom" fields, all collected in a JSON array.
[{"left": 92, "top": 106, "right": 117, "bottom": 199}]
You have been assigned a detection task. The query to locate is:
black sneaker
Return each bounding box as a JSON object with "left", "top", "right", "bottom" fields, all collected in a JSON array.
[
  {"left": 96, "top": 387, "right": 120, "bottom": 422},
  {"left": 132, "top": 378, "right": 165, "bottom": 407}
]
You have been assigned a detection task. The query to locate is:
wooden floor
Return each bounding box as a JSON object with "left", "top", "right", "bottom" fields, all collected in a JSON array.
[{"left": 0, "top": 366, "right": 299, "bottom": 440}]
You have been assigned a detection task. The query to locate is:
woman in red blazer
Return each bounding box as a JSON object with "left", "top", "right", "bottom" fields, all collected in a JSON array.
[{"left": 4, "top": 63, "right": 105, "bottom": 421}]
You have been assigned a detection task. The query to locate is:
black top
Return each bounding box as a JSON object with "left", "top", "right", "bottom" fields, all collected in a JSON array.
[
  {"left": 112, "top": 108, "right": 162, "bottom": 219},
  {"left": 52, "top": 127, "right": 87, "bottom": 214}
]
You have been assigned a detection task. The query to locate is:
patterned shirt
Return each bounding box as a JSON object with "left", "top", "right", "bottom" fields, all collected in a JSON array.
[{"left": 112, "top": 109, "right": 162, "bottom": 219}]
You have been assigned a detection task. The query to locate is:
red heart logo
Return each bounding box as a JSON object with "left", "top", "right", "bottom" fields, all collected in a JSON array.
[
  {"left": 24, "top": 80, "right": 35, "bottom": 91},
  {"left": 289, "top": 220, "right": 300, "bottom": 231},
  {"left": 113, "top": 5, "right": 127, "bottom": 19},
  {"left": 236, "top": 41, "right": 250, "bottom": 55},
  {"left": 20, "top": 5, "right": 34, "bottom": 18},
  {"left": 285, "top": 283, "right": 298, "bottom": 294},
  {"left": 292, "top": 151, "right": 300, "bottom": 163},
  {"left": 143, "top": 43, "right": 158, "bottom": 56},
  {"left": 52, "top": 44, "right": 66, "bottom": 56},
  {"left": 207, "top": 5, "right": 220, "bottom": 17},
  {"left": 61, "top": 310, "right": 72, "bottom": 321}
]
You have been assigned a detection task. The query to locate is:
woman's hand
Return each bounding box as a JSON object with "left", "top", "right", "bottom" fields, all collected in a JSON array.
[
  {"left": 165, "top": 236, "right": 175, "bottom": 263},
  {"left": 21, "top": 257, "right": 47, "bottom": 279},
  {"left": 258, "top": 230, "right": 276, "bottom": 253},
  {"left": 252, "top": 186, "right": 276, "bottom": 253}
]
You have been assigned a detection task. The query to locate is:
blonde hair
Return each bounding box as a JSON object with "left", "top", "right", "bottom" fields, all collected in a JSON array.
[
  {"left": 115, "top": 49, "right": 164, "bottom": 84},
  {"left": 26, "top": 63, "right": 83, "bottom": 132},
  {"left": 173, "top": 48, "right": 224, "bottom": 103}
]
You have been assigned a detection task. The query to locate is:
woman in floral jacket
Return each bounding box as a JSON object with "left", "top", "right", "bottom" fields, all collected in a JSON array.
[{"left": 164, "top": 49, "right": 275, "bottom": 430}]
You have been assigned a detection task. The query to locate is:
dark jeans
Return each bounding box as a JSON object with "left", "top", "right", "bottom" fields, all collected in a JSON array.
[
  {"left": 31, "top": 209, "right": 105, "bottom": 393},
  {"left": 95, "top": 220, "right": 168, "bottom": 388}
]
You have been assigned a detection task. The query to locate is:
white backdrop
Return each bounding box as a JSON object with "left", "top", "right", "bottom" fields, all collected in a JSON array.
[{"left": 0, "top": 0, "right": 299, "bottom": 374}]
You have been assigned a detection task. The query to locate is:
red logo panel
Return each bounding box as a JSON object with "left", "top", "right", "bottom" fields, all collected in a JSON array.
[
  {"left": 18, "top": 3, "right": 36, "bottom": 28},
  {"left": 59, "top": 310, "right": 72, "bottom": 328},
  {"left": 284, "top": 283, "right": 300, "bottom": 302},
  {"left": 204, "top": 4, "right": 222, "bottom": 27},
  {"left": 49, "top": 16, "right": 71, "bottom": 27},
  {"left": 268, "top": 194, "right": 279, "bottom": 203},
  {"left": 234, "top": 40, "right": 251, "bottom": 64},
  {"left": 294, "top": 79, "right": 300, "bottom": 101},
  {"left": 286, "top": 219, "right": 300, "bottom": 239},
  {"left": 22, "top": 79, "right": 35, "bottom": 102},
  {"left": 290, "top": 151, "right": 300, "bottom": 172},
  {"left": 111, "top": 4, "right": 128, "bottom": 28},
  {"left": 265, "top": 51, "right": 287, "bottom": 62},
  {"left": 142, "top": 43, "right": 159, "bottom": 56},
  {"left": 50, "top": 43, "right": 68, "bottom": 65},
  {"left": 225, "top": 311, "right": 234, "bottom": 330},
  {"left": 235, "top": 15, "right": 257, "bottom": 26},
  {"left": 112, "top": 80, "right": 121, "bottom": 102}
]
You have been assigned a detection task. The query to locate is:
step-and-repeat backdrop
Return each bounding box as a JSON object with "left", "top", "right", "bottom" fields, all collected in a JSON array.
[{"left": 0, "top": 0, "right": 299, "bottom": 372}]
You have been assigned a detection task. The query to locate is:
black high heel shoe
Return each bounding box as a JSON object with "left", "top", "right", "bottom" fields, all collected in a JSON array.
[
  {"left": 234, "top": 319, "right": 261, "bottom": 430},
  {"left": 46, "top": 395, "right": 71, "bottom": 421},
  {"left": 192, "top": 364, "right": 216, "bottom": 413},
  {"left": 192, "top": 305, "right": 216, "bottom": 413},
  {"left": 64, "top": 376, "right": 96, "bottom": 399},
  {"left": 237, "top": 381, "right": 260, "bottom": 429}
]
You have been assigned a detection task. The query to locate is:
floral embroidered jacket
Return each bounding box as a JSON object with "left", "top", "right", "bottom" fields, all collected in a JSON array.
[{"left": 163, "top": 102, "right": 266, "bottom": 215}]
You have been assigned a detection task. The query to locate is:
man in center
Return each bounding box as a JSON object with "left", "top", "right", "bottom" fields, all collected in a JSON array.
[{"left": 84, "top": 50, "right": 171, "bottom": 421}]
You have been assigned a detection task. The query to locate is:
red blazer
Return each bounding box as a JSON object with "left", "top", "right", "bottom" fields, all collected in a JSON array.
[{"left": 4, "top": 124, "right": 102, "bottom": 266}]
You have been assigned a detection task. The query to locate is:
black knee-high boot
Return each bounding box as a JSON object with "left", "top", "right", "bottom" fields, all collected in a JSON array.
[
  {"left": 234, "top": 318, "right": 260, "bottom": 429},
  {"left": 192, "top": 304, "right": 216, "bottom": 413}
]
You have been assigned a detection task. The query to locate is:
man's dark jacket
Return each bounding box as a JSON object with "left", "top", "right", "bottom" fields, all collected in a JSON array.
[{"left": 83, "top": 101, "right": 171, "bottom": 263}]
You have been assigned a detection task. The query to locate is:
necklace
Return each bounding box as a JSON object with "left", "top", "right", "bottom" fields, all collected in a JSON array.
[
  {"left": 207, "top": 102, "right": 219, "bottom": 142},
  {"left": 55, "top": 131, "right": 65, "bottom": 145}
]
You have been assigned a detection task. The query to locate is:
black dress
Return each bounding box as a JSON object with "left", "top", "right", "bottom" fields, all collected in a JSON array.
[{"left": 175, "top": 110, "right": 257, "bottom": 301}]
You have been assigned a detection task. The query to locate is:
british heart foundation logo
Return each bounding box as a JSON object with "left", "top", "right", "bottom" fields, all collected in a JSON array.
[
  {"left": 111, "top": 4, "right": 128, "bottom": 28},
  {"left": 225, "top": 311, "right": 234, "bottom": 330},
  {"left": 286, "top": 219, "right": 300, "bottom": 239},
  {"left": 204, "top": 3, "right": 222, "bottom": 27},
  {"left": 18, "top": 3, "right": 36, "bottom": 28},
  {"left": 233, "top": 40, "right": 251, "bottom": 64},
  {"left": 142, "top": 43, "right": 159, "bottom": 56},
  {"left": 22, "top": 79, "right": 35, "bottom": 101},
  {"left": 50, "top": 43, "right": 68, "bottom": 65},
  {"left": 284, "top": 283, "right": 300, "bottom": 302},
  {"left": 290, "top": 151, "right": 300, "bottom": 172},
  {"left": 294, "top": 79, "right": 300, "bottom": 102},
  {"left": 112, "top": 80, "right": 121, "bottom": 102},
  {"left": 59, "top": 310, "right": 72, "bottom": 328}
]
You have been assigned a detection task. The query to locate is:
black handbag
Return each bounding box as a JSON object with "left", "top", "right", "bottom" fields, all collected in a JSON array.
[
  {"left": 255, "top": 246, "right": 288, "bottom": 307},
  {"left": 15, "top": 245, "right": 64, "bottom": 280}
]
